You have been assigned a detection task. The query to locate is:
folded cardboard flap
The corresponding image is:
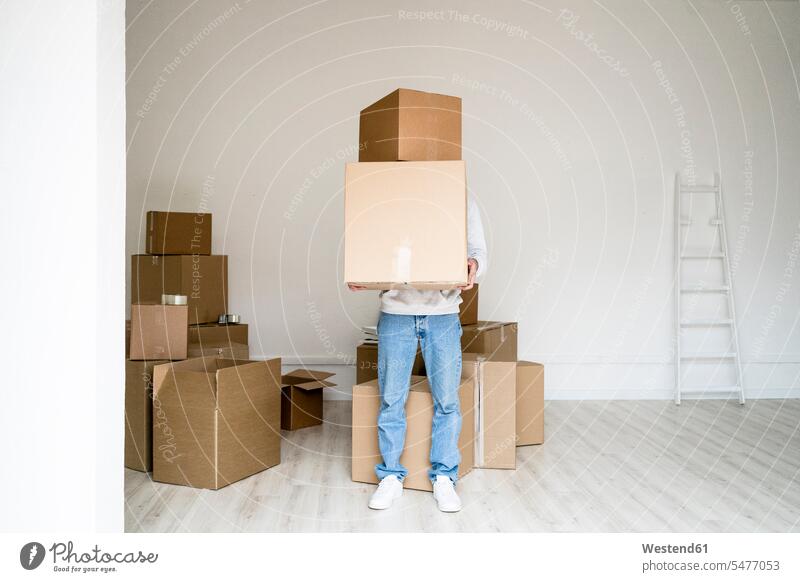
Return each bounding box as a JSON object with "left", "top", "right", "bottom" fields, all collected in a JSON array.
[{"left": 281, "top": 368, "right": 335, "bottom": 384}]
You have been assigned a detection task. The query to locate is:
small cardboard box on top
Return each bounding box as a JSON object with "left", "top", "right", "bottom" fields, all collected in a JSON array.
[
  {"left": 344, "top": 160, "right": 467, "bottom": 290},
  {"left": 355, "top": 342, "right": 425, "bottom": 384},
  {"left": 131, "top": 254, "right": 228, "bottom": 324},
  {"left": 146, "top": 210, "right": 211, "bottom": 255},
  {"left": 462, "top": 321, "right": 517, "bottom": 362},
  {"left": 359, "top": 88, "right": 462, "bottom": 162},
  {"left": 129, "top": 303, "right": 188, "bottom": 361},
  {"left": 352, "top": 375, "right": 475, "bottom": 492},
  {"left": 280, "top": 369, "right": 336, "bottom": 431},
  {"left": 125, "top": 359, "right": 168, "bottom": 472},
  {"left": 152, "top": 357, "right": 282, "bottom": 490}
]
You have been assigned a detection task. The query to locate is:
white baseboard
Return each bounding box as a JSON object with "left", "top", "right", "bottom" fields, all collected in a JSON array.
[{"left": 257, "top": 355, "right": 800, "bottom": 401}]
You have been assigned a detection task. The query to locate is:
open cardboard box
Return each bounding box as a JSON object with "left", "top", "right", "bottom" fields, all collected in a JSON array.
[
  {"left": 152, "top": 356, "right": 282, "bottom": 490},
  {"left": 280, "top": 369, "right": 336, "bottom": 430}
]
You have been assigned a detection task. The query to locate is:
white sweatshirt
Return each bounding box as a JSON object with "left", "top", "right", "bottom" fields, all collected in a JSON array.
[{"left": 380, "top": 195, "right": 488, "bottom": 315}]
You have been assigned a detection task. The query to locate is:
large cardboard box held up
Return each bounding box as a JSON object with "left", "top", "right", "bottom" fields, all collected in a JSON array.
[
  {"left": 355, "top": 342, "right": 425, "bottom": 384},
  {"left": 462, "top": 321, "right": 517, "bottom": 361},
  {"left": 188, "top": 322, "right": 248, "bottom": 346},
  {"left": 516, "top": 361, "right": 544, "bottom": 446},
  {"left": 352, "top": 375, "right": 474, "bottom": 492},
  {"left": 280, "top": 369, "right": 336, "bottom": 431},
  {"left": 131, "top": 254, "right": 228, "bottom": 324},
  {"left": 152, "top": 357, "right": 281, "bottom": 490},
  {"left": 359, "top": 88, "right": 462, "bottom": 162},
  {"left": 125, "top": 359, "right": 167, "bottom": 472},
  {"left": 463, "top": 354, "right": 516, "bottom": 469},
  {"left": 146, "top": 211, "right": 212, "bottom": 255},
  {"left": 459, "top": 283, "right": 479, "bottom": 326},
  {"left": 129, "top": 303, "right": 188, "bottom": 361},
  {"left": 344, "top": 161, "right": 467, "bottom": 290}
]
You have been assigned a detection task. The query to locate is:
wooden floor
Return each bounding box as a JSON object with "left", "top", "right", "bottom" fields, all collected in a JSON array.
[{"left": 125, "top": 399, "right": 800, "bottom": 532}]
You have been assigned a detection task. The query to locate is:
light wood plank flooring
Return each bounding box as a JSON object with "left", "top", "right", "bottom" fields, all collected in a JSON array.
[{"left": 125, "top": 399, "right": 800, "bottom": 532}]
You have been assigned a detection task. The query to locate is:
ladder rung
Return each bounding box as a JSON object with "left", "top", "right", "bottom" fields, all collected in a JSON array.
[
  {"left": 680, "top": 219, "right": 692, "bottom": 226},
  {"left": 680, "top": 186, "right": 720, "bottom": 193},
  {"left": 680, "top": 353, "right": 736, "bottom": 360},
  {"left": 709, "top": 219, "right": 722, "bottom": 225},
  {"left": 680, "top": 385, "right": 741, "bottom": 394},
  {"left": 681, "top": 251, "right": 724, "bottom": 258},
  {"left": 680, "top": 319, "right": 733, "bottom": 327},
  {"left": 680, "top": 285, "right": 730, "bottom": 293}
]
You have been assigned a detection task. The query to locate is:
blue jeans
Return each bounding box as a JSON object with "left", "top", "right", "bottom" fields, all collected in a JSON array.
[{"left": 375, "top": 312, "right": 463, "bottom": 484}]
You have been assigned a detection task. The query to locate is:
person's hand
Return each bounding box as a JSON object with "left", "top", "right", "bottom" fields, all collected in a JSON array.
[
  {"left": 348, "top": 283, "right": 368, "bottom": 291},
  {"left": 458, "top": 258, "right": 478, "bottom": 290}
]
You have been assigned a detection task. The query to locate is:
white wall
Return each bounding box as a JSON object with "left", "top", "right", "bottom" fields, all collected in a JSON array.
[
  {"left": 126, "top": 0, "right": 800, "bottom": 399},
  {"left": 0, "top": 1, "right": 126, "bottom": 531}
]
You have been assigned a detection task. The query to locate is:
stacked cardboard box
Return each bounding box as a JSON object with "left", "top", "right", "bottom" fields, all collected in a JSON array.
[
  {"left": 125, "top": 211, "right": 254, "bottom": 481},
  {"left": 348, "top": 89, "right": 545, "bottom": 490}
]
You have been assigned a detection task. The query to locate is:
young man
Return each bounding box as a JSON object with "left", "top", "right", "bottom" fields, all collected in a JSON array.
[{"left": 349, "top": 195, "right": 487, "bottom": 512}]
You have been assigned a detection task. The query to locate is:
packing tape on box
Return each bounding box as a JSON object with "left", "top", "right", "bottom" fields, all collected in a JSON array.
[
  {"left": 473, "top": 358, "right": 486, "bottom": 467},
  {"left": 217, "top": 313, "right": 241, "bottom": 324},
  {"left": 391, "top": 243, "right": 412, "bottom": 283},
  {"left": 161, "top": 294, "right": 188, "bottom": 305}
]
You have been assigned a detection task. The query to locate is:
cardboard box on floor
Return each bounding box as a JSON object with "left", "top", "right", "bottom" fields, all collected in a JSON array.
[
  {"left": 188, "top": 322, "right": 248, "bottom": 346},
  {"left": 146, "top": 210, "right": 212, "bottom": 255},
  {"left": 129, "top": 303, "right": 188, "bottom": 361},
  {"left": 462, "top": 321, "right": 517, "bottom": 361},
  {"left": 359, "top": 88, "right": 462, "bottom": 162},
  {"left": 355, "top": 342, "right": 425, "bottom": 384},
  {"left": 187, "top": 341, "right": 249, "bottom": 361},
  {"left": 152, "top": 356, "right": 282, "bottom": 490},
  {"left": 352, "top": 375, "right": 475, "bottom": 492},
  {"left": 281, "top": 369, "right": 336, "bottom": 430},
  {"left": 131, "top": 254, "right": 228, "bottom": 324},
  {"left": 462, "top": 354, "right": 516, "bottom": 469},
  {"left": 125, "top": 359, "right": 168, "bottom": 472},
  {"left": 516, "top": 361, "right": 544, "bottom": 446},
  {"left": 459, "top": 283, "right": 478, "bottom": 326},
  {"left": 344, "top": 160, "right": 467, "bottom": 290}
]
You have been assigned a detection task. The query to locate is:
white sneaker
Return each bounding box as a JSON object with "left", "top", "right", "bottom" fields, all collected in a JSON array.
[
  {"left": 368, "top": 475, "right": 403, "bottom": 510},
  {"left": 433, "top": 475, "right": 462, "bottom": 512}
]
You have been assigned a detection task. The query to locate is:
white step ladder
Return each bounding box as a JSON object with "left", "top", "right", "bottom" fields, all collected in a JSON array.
[{"left": 674, "top": 172, "right": 745, "bottom": 405}]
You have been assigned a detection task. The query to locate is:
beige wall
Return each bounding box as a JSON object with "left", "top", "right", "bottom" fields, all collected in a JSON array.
[{"left": 126, "top": 0, "right": 800, "bottom": 398}]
